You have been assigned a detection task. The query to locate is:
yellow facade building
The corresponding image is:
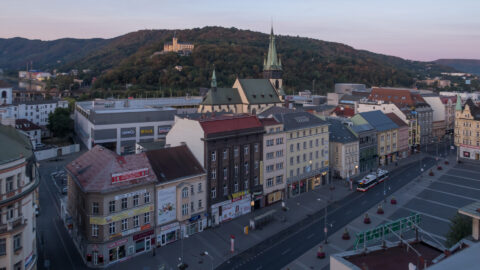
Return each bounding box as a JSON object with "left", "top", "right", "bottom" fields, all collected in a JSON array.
[{"left": 455, "top": 97, "right": 480, "bottom": 161}]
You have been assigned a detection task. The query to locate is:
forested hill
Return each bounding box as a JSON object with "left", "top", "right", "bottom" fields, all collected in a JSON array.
[
  {"left": 434, "top": 59, "right": 480, "bottom": 75},
  {"left": 1, "top": 27, "right": 455, "bottom": 92}
]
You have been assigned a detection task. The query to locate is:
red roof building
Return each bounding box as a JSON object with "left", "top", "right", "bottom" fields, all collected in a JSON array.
[
  {"left": 199, "top": 115, "right": 263, "bottom": 135},
  {"left": 369, "top": 87, "right": 426, "bottom": 107},
  {"left": 330, "top": 106, "right": 355, "bottom": 118}
]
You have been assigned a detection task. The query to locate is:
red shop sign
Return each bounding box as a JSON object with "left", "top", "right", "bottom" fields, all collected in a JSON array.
[{"left": 133, "top": 229, "right": 154, "bottom": 241}]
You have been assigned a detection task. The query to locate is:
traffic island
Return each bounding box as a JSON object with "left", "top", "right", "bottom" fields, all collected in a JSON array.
[{"left": 363, "top": 213, "right": 371, "bottom": 224}]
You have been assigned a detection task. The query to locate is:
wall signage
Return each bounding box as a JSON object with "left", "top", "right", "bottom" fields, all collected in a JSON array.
[{"left": 111, "top": 168, "right": 149, "bottom": 184}]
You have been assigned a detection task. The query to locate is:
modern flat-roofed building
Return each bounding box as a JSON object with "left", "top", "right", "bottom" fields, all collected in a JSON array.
[
  {"left": 66, "top": 146, "right": 157, "bottom": 268},
  {"left": 74, "top": 98, "right": 201, "bottom": 155}
]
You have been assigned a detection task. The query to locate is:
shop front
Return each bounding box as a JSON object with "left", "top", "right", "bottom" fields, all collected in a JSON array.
[
  {"left": 459, "top": 145, "right": 480, "bottom": 161},
  {"left": 266, "top": 190, "right": 283, "bottom": 206},
  {"left": 184, "top": 214, "right": 207, "bottom": 236},
  {"left": 133, "top": 228, "right": 155, "bottom": 254},
  {"left": 157, "top": 222, "right": 180, "bottom": 246},
  {"left": 211, "top": 191, "right": 252, "bottom": 225}
]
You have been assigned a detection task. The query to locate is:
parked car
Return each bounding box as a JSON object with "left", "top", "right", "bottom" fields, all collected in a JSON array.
[{"left": 34, "top": 204, "right": 39, "bottom": 217}]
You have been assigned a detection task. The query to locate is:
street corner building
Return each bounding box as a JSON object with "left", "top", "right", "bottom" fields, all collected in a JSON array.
[
  {"left": 166, "top": 114, "right": 264, "bottom": 226},
  {"left": 0, "top": 125, "right": 39, "bottom": 270},
  {"left": 455, "top": 97, "right": 480, "bottom": 161},
  {"left": 65, "top": 145, "right": 157, "bottom": 267},
  {"left": 144, "top": 145, "right": 207, "bottom": 247}
]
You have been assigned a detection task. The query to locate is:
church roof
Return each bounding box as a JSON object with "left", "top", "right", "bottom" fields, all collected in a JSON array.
[
  {"left": 201, "top": 87, "right": 242, "bottom": 105},
  {"left": 264, "top": 27, "right": 282, "bottom": 71},
  {"left": 237, "top": 79, "right": 281, "bottom": 104}
]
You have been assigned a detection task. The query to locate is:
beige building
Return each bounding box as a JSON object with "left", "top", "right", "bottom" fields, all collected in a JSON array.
[
  {"left": 327, "top": 119, "right": 359, "bottom": 180},
  {"left": 271, "top": 112, "right": 329, "bottom": 197},
  {"left": 455, "top": 98, "right": 480, "bottom": 161},
  {"left": 66, "top": 146, "right": 157, "bottom": 268},
  {"left": 163, "top": 36, "right": 194, "bottom": 54},
  {"left": 259, "top": 118, "right": 286, "bottom": 207},
  {"left": 145, "top": 145, "right": 207, "bottom": 246},
  {"left": 0, "top": 125, "right": 39, "bottom": 270}
]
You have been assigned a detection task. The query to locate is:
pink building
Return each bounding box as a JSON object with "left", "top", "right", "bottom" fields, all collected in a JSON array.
[{"left": 386, "top": 113, "right": 409, "bottom": 158}]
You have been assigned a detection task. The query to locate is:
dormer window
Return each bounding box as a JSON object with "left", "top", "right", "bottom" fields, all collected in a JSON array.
[{"left": 261, "top": 94, "right": 265, "bottom": 98}]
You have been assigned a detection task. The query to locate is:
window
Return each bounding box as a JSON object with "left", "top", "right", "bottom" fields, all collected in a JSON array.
[
  {"left": 144, "top": 192, "right": 150, "bottom": 203},
  {"left": 266, "top": 139, "right": 274, "bottom": 147},
  {"left": 309, "top": 140, "right": 313, "bottom": 148},
  {"left": 92, "top": 202, "right": 99, "bottom": 215},
  {"left": 381, "top": 135, "right": 384, "bottom": 142},
  {"left": 276, "top": 150, "right": 283, "bottom": 157},
  {"left": 234, "top": 181, "right": 239, "bottom": 192},
  {"left": 254, "top": 143, "right": 259, "bottom": 152},
  {"left": 315, "top": 151, "right": 319, "bottom": 159},
  {"left": 254, "top": 176, "right": 259, "bottom": 186},
  {"left": 266, "top": 152, "right": 274, "bottom": 159},
  {"left": 234, "top": 165, "right": 239, "bottom": 177},
  {"left": 309, "top": 152, "right": 313, "bottom": 160},
  {"left": 190, "top": 185, "right": 194, "bottom": 195},
  {"left": 6, "top": 176, "right": 13, "bottom": 192},
  {"left": 244, "top": 145, "right": 249, "bottom": 155},
  {"left": 276, "top": 175, "right": 283, "bottom": 184},
  {"left": 198, "top": 182, "right": 202, "bottom": 192},
  {"left": 144, "top": 212, "right": 150, "bottom": 224},
  {"left": 234, "top": 147, "right": 239, "bottom": 157},
  {"left": 109, "top": 223, "right": 116, "bottom": 235},
  {"left": 133, "top": 195, "right": 139, "bottom": 207},
  {"left": 109, "top": 201, "right": 116, "bottom": 213},
  {"left": 211, "top": 188, "right": 216, "bottom": 199},
  {"left": 267, "top": 178, "right": 273, "bottom": 187},
  {"left": 296, "top": 155, "right": 300, "bottom": 163},
  {"left": 255, "top": 161, "right": 259, "bottom": 169},
  {"left": 198, "top": 200, "right": 203, "bottom": 209},
  {"left": 0, "top": 239, "right": 5, "bottom": 256},
  {"left": 276, "top": 138, "right": 283, "bottom": 145},
  {"left": 191, "top": 201, "right": 195, "bottom": 212},
  {"left": 223, "top": 184, "right": 228, "bottom": 195},
  {"left": 133, "top": 216, "right": 139, "bottom": 228},
  {"left": 7, "top": 205, "right": 14, "bottom": 220},
  {"left": 303, "top": 153, "right": 307, "bottom": 162},
  {"left": 182, "top": 204, "right": 188, "bottom": 216},
  {"left": 182, "top": 187, "right": 189, "bottom": 198},
  {"left": 316, "top": 139, "right": 319, "bottom": 147},
  {"left": 266, "top": 165, "right": 274, "bottom": 172},
  {"left": 321, "top": 138, "right": 325, "bottom": 145},
  {"left": 276, "top": 162, "right": 283, "bottom": 170},
  {"left": 244, "top": 162, "right": 249, "bottom": 175},
  {"left": 16, "top": 173, "right": 21, "bottom": 189},
  {"left": 290, "top": 170, "right": 293, "bottom": 177},
  {"left": 211, "top": 169, "right": 216, "bottom": 179},
  {"left": 211, "top": 151, "right": 216, "bottom": 161},
  {"left": 223, "top": 149, "right": 228, "bottom": 159},
  {"left": 290, "top": 144, "right": 294, "bottom": 152},
  {"left": 303, "top": 142, "right": 307, "bottom": 149},
  {"left": 290, "top": 157, "right": 294, "bottom": 165},
  {"left": 121, "top": 219, "right": 128, "bottom": 231},
  {"left": 244, "top": 180, "right": 249, "bottom": 189},
  {"left": 297, "top": 143, "right": 300, "bottom": 151},
  {"left": 223, "top": 167, "right": 228, "bottom": 179},
  {"left": 13, "top": 233, "right": 21, "bottom": 251},
  {"left": 121, "top": 198, "right": 128, "bottom": 210}
]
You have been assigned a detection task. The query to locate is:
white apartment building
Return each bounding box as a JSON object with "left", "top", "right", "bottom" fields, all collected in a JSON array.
[{"left": 260, "top": 118, "right": 287, "bottom": 207}]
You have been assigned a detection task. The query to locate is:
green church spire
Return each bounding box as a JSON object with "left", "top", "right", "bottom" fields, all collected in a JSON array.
[
  {"left": 211, "top": 67, "right": 217, "bottom": 88},
  {"left": 455, "top": 94, "right": 462, "bottom": 111},
  {"left": 264, "top": 26, "right": 282, "bottom": 71}
]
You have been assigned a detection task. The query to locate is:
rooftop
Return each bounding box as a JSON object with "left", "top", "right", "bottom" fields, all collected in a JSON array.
[
  {"left": 358, "top": 111, "right": 398, "bottom": 132},
  {"left": 77, "top": 97, "right": 202, "bottom": 113},
  {"left": 201, "top": 87, "right": 242, "bottom": 105},
  {"left": 0, "top": 124, "right": 33, "bottom": 165},
  {"left": 327, "top": 119, "right": 358, "bottom": 143},
  {"left": 258, "top": 106, "right": 296, "bottom": 118},
  {"left": 458, "top": 201, "right": 480, "bottom": 219},
  {"left": 331, "top": 106, "right": 355, "bottom": 117},
  {"left": 273, "top": 111, "right": 327, "bottom": 131},
  {"left": 146, "top": 145, "right": 204, "bottom": 183},
  {"left": 385, "top": 113, "right": 408, "bottom": 127},
  {"left": 369, "top": 87, "right": 426, "bottom": 106},
  {"left": 199, "top": 115, "right": 263, "bottom": 135},
  {"left": 259, "top": 117, "right": 280, "bottom": 126},
  {"left": 15, "top": 119, "right": 41, "bottom": 131},
  {"left": 237, "top": 79, "right": 281, "bottom": 104},
  {"left": 66, "top": 145, "right": 157, "bottom": 193}
]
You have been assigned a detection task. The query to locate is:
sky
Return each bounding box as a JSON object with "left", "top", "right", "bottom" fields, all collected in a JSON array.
[{"left": 1, "top": 0, "right": 479, "bottom": 61}]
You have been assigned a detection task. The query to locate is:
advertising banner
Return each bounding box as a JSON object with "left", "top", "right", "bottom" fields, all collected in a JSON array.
[{"left": 157, "top": 186, "right": 177, "bottom": 225}]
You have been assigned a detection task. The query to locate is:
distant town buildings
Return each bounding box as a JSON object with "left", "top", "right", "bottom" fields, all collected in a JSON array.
[{"left": 0, "top": 125, "right": 39, "bottom": 270}]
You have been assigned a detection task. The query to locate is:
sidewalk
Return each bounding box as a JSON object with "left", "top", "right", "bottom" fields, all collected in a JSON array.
[
  {"left": 113, "top": 153, "right": 427, "bottom": 270},
  {"left": 282, "top": 152, "right": 451, "bottom": 270}
]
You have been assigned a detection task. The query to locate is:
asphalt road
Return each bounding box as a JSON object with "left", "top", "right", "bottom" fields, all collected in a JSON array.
[{"left": 217, "top": 156, "right": 436, "bottom": 270}]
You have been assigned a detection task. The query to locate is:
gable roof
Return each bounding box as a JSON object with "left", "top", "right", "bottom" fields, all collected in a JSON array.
[
  {"left": 146, "top": 145, "right": 205, "bottom": 183},
  {"left": 258, "top": 106, "right": 296, "bottom": 118},
  {"left": 358, "top": 111, "right": 398, "bottom": 132},
  {"left": 331, "top": 106, "right": 355, "bottom": 117},
  {"left": 199, "top": 115, "right": 263, "bottom": 135},
  {"left": 66, "top": 145, "right": 157, "bottom": 193},
  {"left": 369, "top": 87, "right": 426, "bottom": 106},
  {"left": 385, "top": 113, "right": 408, "bottom": 127},
  {"left": 201, "top": 87, "right": 242, "bottom": 105},
  {"left": 273, "top": 111, "right": 327, "bottom": 131},
  {"left": 464, "top": 99, "right": 480, "bottom": 120},
  {"left": 0, "top": 124, "right": 33, "bottom": 165},
  {"left": 327, "top": 119, "right": 358, "bottom": 143},
  {"left": 237, "top": 79, "right": 281, "bottom": 104},
  {"left": 350, "top": 123, "right": 375, "bottom": 134}
]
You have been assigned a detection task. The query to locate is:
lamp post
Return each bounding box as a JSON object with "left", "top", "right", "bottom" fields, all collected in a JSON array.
[{"left": 317, "top": 198, "right": 329, "bottom": 244}]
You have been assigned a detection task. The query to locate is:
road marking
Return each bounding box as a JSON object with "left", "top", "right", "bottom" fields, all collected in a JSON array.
[
  {"left": 281, "top": 248, "right": 291, "bottom": 255},
  {"left": 423, "top": 187, "right": 478, "bottom": 202},
  {"left": 444, "top": 173, "right": 480, "bottom": 182},
  {"left": 328, "top": 243, "right": 344, "bottom": 252},
  {"left": 450, "top": 167, "right": 480, "bottom": 174},
  {"left": 435, "top": 180, "right": 480, "bottom": 191},
  {"left": 307, "top": 233, "right": 315, "bottom": 239},
  {"left": 400, "top": 206, "right": 451, "bottom": 223},
  {"left": 410, "top": 196, "right": 459, "bottom": 210}
]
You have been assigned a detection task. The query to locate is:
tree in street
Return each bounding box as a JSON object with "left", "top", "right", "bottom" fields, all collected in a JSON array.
[{"left": 445, "top": 214, "right": 472, "bottom": 247}]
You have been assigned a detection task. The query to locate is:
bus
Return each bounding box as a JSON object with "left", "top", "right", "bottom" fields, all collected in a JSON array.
[{"left": 356, "top": 169, "right": 389, "bottom": 192}]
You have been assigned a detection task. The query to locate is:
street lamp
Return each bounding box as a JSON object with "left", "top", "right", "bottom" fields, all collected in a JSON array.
[{"left": 317, "top": 198, "right": 329, "bottom": 244}]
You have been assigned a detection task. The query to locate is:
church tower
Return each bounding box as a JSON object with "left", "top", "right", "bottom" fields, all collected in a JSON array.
[{"left": 263, "top": 26, "right": 284, "bottom": 99}]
